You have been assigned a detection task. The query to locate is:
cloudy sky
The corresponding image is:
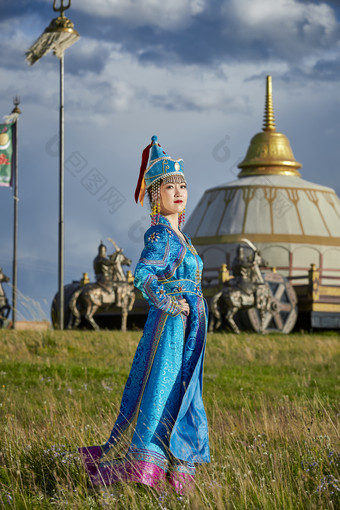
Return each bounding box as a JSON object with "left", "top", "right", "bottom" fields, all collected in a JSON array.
[{"left": 1, "top": 0, "right": 340, "bottom": 321}]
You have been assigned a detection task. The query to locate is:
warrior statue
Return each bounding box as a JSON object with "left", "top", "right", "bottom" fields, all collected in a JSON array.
[
  {"left": 67, "top": 239, "right": 135, "bottom": 331},
  {"left": 0, "top": 268, "right": 11, "bottom": 329},
  {"left": 93, "top": 241, "right": 116, "bottom": 289},
  {"left": 231, "top": 243, "right": 268, "bottom": 308},
  {"left": 210, "top": 239, "right": 271, "bottom": 333}
]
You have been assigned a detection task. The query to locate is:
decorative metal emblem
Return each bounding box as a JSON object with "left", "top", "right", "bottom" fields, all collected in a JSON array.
[{"left": 53, "top": 0, "right": 72, "bottom": 16}]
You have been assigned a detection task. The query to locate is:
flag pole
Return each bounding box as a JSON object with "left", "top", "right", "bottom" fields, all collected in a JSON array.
[
  {"left": 12, "top": 97, "right": 21, "bottom": 329},
  {"left": 59, "top": 53, "right": 65, "bottom": 330},
  {"left": 25, "top": 0, "right": 79, "bottom": 330}
]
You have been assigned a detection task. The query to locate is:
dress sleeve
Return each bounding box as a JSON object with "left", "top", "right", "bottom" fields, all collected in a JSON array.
[{"left": 134, "top": 225, "right": 182, "bottom": 317}]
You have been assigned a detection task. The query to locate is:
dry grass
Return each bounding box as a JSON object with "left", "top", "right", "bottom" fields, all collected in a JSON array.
[{"left": 0, "top": 329, "right": 339, "bottom": 509}]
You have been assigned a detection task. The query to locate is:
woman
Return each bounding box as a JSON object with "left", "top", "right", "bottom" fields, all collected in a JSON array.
[{"left": 79, "top": 136, "right": 210, "bottom": 494}]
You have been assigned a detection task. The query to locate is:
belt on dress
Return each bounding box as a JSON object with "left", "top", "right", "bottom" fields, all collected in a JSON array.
[{"left": 160, "top": 278, "right": 203, "bottom": 298}]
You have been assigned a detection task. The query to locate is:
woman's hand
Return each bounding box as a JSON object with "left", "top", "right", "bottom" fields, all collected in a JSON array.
[{"left": 178, "top": 298, "right": 190, "bottom": 316}]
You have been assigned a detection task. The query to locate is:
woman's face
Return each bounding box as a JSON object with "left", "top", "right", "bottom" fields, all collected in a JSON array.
[{"left": 159, "top": 180, "right": 188, "bottom": 216}]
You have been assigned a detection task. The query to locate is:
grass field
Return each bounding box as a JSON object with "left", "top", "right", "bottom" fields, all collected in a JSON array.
[{"left": 0, "top": 329, "right": 339, "bottom": 509}]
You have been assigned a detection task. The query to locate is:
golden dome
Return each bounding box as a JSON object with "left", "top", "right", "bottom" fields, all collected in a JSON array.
[{"left": 238, "top": 76, "right": 302, "bottom": 177}]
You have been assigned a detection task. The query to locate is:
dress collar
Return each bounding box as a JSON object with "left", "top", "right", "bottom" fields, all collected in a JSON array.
[
  {"left": 157, "top": 214, "right": 192, "bottom": 246},
  {"left": 157, "top": 215, "right": 172, "bottom": 227}
]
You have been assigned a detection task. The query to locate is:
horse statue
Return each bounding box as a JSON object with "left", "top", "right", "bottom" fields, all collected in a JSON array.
[
  {"left": 67, "top": 239, "right": 135, "bottom": 331},
  {"left": 210, "top": 239, "right": 273, "bottom": 334},
  {"left": 0, "top": 268, "right": 11, "bottom": 329}
]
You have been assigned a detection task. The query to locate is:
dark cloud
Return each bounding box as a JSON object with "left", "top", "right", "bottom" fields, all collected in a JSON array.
[
  {"left": 78, "top": 0, "right": 340, "bottom": 68},
  {"left": 64, "top": 44, "right": 111, "bottom": 77},
  {"left": 296, "top": 0, "right": 340, "bottom": 13},
  {"left": 151, "top": 93, "right": 204, "bottom": 113},
  {"left": 312, "top": 56, "right": 340, "bottom": 80},
  {"left": 3, "top": 0, "right": 340, "bottom": 77},
  {"left": 151, "top": 90, "right": 251, "bottom": 114},
  {"left": 0, "top": 41, "right": 28, "bottom": 72},
  {"left": 0, "top": 0, "right": 50, "bottom": 21},
  {"left": 78, "top": 9, "right": 269, "bottom": 67},
  {"left": 247, "top": 56, "right": 340, "bottom": 84}
]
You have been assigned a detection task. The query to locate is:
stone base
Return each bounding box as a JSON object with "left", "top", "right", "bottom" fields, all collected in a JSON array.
[{"left": 15, "top": 321, "right": 51, "bottom": 331}]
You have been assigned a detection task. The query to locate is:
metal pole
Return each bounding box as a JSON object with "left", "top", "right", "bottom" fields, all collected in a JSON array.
[
  {"left": 58, "top": 54, "right": 64, "bottom": 330},
  {"left": 12, "top": 97, "right": 21, "bottom": 329}
]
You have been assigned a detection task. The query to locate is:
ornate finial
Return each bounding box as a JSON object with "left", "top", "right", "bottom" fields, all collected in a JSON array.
[
  {"left": 53, "top": 0, "right": 72, "bottom": 18},
  {"left": 263, "top": 75, "right": 276, "bottom": 132},
  {"left": 12, "top": 96, "right": 21, "bottom": 115},
  {"left": 25, "top": 0, "right": 78, "bottom": 64},
  {"left": 80, "top": 272, "right": 90, "bottom": 286}
]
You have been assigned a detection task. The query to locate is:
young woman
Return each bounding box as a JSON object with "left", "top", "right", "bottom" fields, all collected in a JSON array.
[{"left": 79, "top": 136, "right": 210, "bottom": 494}]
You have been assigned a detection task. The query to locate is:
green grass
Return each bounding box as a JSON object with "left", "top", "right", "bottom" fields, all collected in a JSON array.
[{"left": 0, "top": 330, "right": 339, "bottom": 509}]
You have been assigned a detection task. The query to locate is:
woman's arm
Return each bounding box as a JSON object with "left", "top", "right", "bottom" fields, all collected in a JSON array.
[{"left": 134, "top": 225, "right": 183, "bottom": 316}]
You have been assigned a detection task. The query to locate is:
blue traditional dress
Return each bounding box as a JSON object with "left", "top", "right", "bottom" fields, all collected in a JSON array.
[{"left": 79, "top": 215, "right": 210, "bottom": 493}]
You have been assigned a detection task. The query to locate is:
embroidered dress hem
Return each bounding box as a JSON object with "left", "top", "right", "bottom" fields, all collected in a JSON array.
[{"left": 78, "top": 446, "right": 195, "bottom": 494}]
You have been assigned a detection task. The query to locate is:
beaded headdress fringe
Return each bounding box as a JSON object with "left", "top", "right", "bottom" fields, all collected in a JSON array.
[{"left": 150, "top": 174, "right": 186, "bottom": 227}]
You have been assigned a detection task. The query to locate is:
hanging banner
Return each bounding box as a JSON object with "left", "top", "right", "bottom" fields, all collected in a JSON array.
[{"left": 0, "top": 123, "right": 14, "bottom": 187}]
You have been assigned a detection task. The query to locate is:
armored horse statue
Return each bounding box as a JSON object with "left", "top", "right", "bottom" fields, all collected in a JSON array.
[
  {"left": 67, "top": 239, "right": 135, "bottom": 331},
  {"left": 210, "top": 239, "right": 272, "bottom": 334},
  {"left": 0, "top": 268, "right": 11, "bottom": 329}
]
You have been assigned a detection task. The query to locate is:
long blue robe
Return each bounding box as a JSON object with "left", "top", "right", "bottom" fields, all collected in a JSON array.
[{"left": 79, "top": 215, "right": 210, "bottom": 490}]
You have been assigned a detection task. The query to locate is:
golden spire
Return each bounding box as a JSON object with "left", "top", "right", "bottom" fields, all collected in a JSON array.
[
  {"left": 238, "top": 75, "right": 302, "bottom": 177},
  {"left": 263, "top": 75, "right": 275, "bottom": 131}
]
